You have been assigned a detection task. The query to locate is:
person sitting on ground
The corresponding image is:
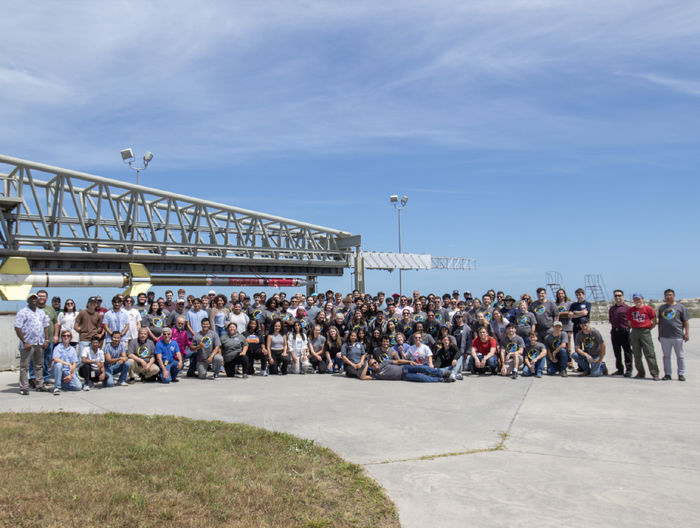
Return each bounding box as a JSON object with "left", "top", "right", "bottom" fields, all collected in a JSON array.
[
  {"left": 51, "top": 330, "right": 82, "bottom": 394},
  {"left": 498, "top": 324, "right": 524, "bottom": 379},
  {"left": 468, "top": 327, "right": 498, "bottom": 375},
  {"left": 190, "top": 319, "right": 222, "bottom": 380},
  {"left": 127, "top": 327, "right": 159, "bottom": 381},
  {"left": 340, "top": 330, "right": 366, "bottom": 378},
  {"left": 360, "top": 356, "right": 454, "bottom": 383},
  {"left": 544, "top": 321, "right": 570, "bottom": 377},
  {"left": 522, "top": 332, "right": 546, "bottom": 378},
  {"left": 103, "top": 331, "right": 131, "bottom": 387},
  {"left": 405, "top": 332, "right": 433, "bottom": 367},
  {"left": 434, "top": 334, "right": 462, "bottom": 380},
  {"left": 244, "top": 319, "right": 268, "bottom": 376},
  {"left": 287, "top": 320, "right": 312, "bottom": 374},
  {"left": 220, "top": 322, "right": 249, "bottom": 378},
  {"left": 79, "top": 335, "right": 106, "bottom": 389},
  {"left": 573, "top": 318, "right": 608, "bottom": 377},
  {"left": 308, "top": 324, "right": 331, "bottom": 373},
  {"left": 372, "top": 334, "right": 398, "bottom": 364},
  {"left": 155, "top": 327, "right": 182, "bottom": 383}
]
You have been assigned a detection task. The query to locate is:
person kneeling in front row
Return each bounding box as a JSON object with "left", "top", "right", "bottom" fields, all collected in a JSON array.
[
  {"left": 78, "top": 335, "right": 106, "bottom": 389},
  {"left": 51, "top": 330, "right": 83, "bottom": 394},
  {"left": 155, "top": 327, "right": 182, "bottom": 383}
]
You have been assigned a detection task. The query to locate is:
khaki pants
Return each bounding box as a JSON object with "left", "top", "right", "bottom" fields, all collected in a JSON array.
[
  {"left": 19, "top": 345, "right": 45, "bottom": 390},
  {"left": 630, "top": 328, "right": 659, "bottom": 377},
  {"left": 133, "top": 361, "right": 160, "bottom": 379}
]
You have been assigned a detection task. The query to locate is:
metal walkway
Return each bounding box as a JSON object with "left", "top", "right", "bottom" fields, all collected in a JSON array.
[{"left": 0, "top": 155, "right": 360, "bottom": 277}]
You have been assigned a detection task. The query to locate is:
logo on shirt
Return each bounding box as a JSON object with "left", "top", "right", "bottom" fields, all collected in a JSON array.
[
  {"left": 517, "top": 316, "right": 530, "bottom": 327},
  {"left": 558, "top": 305, "right": 567, "bottom": 312},
  {"left": 201, "top": 336, "right": 213, "bottom": 349},
  {"left": 153, "top": 316, "right": 163, "bottom": 328},
  {"left": 582, "top": 336, "right": 597, "bottom": 350},
  {"left": 137, "top": 345, "right": 150, "bottom": 358},
  {"left": 484, "top": 311, "right": 492, "bottom": 322},
  {"left": 662, "top": 308, "right": 677, "bottom": 321},
  {"left": 435, "top": 314, "right": 443, "bottom": 322},
  {"left": 505, "top": 341, "right": 519, "bottom": 354},
  {"left": 413, "top": 314, "right": 424, "bottom": 323},
  {"left": 252, "top": 309, "right": 263, "bottom": 320},
  {"left": 534, "top": 305, "right": 546, "bottom": 316}
]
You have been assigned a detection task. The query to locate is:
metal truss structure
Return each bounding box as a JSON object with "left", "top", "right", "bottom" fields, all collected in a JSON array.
[{"left": 0, "top": 155, "right": 360, "bottom": 276}]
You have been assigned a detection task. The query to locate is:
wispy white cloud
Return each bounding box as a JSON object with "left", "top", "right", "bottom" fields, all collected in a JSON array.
[{"left": 633, "top": 73, "right": 700, "bottom": 97}]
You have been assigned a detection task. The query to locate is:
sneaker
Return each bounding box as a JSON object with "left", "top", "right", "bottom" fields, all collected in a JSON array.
[
  {"left": 455, "top": 372, "right": 463, "bottom": 380},
  {"left": 679, "top": 375, "right": 686, "bottom": 382},
  {"left": 242, "top": 373, "right": 248, "bottom": 379},
  {"left": 624, "top": 372, "right": 632, "bottom": 378},
  {"left": 535, "top": 373, "right": 542, "bottom": 378},
  {"left": 511, "top": 371, "right": 518, "bottom": 379},
  {"left": 662, "top": 375, "right": 672, "bottom": 381},
  {"left": 171, "top": 378, "right": 179, "bottom": 382},
  {"left": 127, "top": 377, "right": 136, "bottom": 384},
  {"left": 82, "top": 384, "right": 90, "bottom": 391},
  {"left": 35, "top": 386, "right": 48, "bottom": 392},
  {"left": 449, "top": 372, "right": 457, "bottom": 382},
  {"left": 561, "top": 370, "right": 568, "bottom": 378},
  {"left": 118, "top": 381, "right": 128, "bottom": 386},
  {"left": 53, "top": 388, "right": 61, "bottom": 395},
  {"left": 613, "top": 370, "right": 624, "bottom": 376},
  {"left": 652, "top": 375, "right": 660, "bottom": 381},
  {"left": 212, "top": 375, "right": 219, "bottom": 380},
  {"left": 262, "top": 369, "right": 268, "bottom": 377},
  {"left": 19, "top": 389, "right": 29, "bottom": 396}
]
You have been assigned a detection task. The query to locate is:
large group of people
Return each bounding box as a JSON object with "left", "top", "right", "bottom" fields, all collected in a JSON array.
[{"left": 14, "top": 285, "right": 690, "bottom": 395}]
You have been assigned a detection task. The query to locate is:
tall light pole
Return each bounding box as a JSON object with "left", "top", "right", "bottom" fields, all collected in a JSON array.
[
  {"left": 389, "top": 194, "right": 408, "bottom": 295},
  {"left": 120, "top": 148, "right": 154, "bottom": 229}
]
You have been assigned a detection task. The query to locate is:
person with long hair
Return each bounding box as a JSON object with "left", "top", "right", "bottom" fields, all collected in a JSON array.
[
  {"left": 490, "top": 309, "right": 509, "bottom": 343},
  {"left": 308, "top": 324, "right": 331, "bottom": 373},
  {"left": 266, "top": 320, "right": 289, "bottom": 375},
  {"left": 244, "top": 319, "right": 268, "bottom": 376},
  {"left": 209, "top": 294, "right": 231, "bottom": 337},
  {"left": 56, "top": 299, "right": 79, "bottom": 346},
  {"left": 144, "top": 301, "right": 165, "bottom": 342},
  {"left": 287, "top": 320, "right": 311, "bottom": 374},
  {"left": 555, "top": 288, "right": 574, "bottom": 353},
  {"left": 326, "top": 325, "right": 344, "bottom": 373},
  {"left": 340, "top": 331, "right": 366, "bottom": 379}
]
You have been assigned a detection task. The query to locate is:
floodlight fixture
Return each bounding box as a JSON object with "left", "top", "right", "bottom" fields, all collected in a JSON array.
[
  {"left": 388, "top": 192, "right": 409, "bottom": 295},
  {"left": 120, "top": 148, "right": 134, "bottom": 162},
  {"left": 401, "top": 195, "right": 408, "bottom": 207},
  {"left": 143, "top": 151, "right": 154, "bottom": 166},
  {"left": 389, "top": 195, "right": 398, "bottom": 203}
]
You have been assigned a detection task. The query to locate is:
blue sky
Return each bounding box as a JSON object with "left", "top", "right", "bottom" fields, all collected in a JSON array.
[{"left": 1, "top": 0, "right": 699, "bottom": 308}]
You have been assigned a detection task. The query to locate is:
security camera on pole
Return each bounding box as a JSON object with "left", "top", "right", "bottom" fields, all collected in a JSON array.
[{"left": 389, "top": 194, "right": 408, "bottom": 295}]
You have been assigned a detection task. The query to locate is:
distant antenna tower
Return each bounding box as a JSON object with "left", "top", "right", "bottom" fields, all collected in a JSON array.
[
  {"left": 546, "top": 271, "right": 563, "bottom": 299},
  {"left": 584, "top": 274, "right": 610, "bottom": 321}
]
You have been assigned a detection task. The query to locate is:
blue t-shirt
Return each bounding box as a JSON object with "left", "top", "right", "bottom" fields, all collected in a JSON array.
[
  {"left": 52, "top": 343, "right": 78, "bottom": 375},
  {"left": 155, "top": 339, "right": 180, "bottom": 366}
]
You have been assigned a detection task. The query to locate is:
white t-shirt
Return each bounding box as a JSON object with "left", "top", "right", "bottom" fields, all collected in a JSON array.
[
  {"left": 81, "top": 347, "right": 105, "bottom": 371},
  {"left": 124, "top": 308, "right": 142, "bottom": 341},
  {"left": 406, "top": 344, "right": 432, "bottom": 365}
]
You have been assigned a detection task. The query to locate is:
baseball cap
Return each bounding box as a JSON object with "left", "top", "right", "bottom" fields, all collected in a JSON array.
[
  {"left": 553, "top": 321, "right": 563, "bottom": 327},
  {"left": 632, "top": 292, "right": 643, "bottom": 299},
  {"left": 208, "top": 290, "right": 216, "bottom": 295},
  {"left": 452, "top": 289, "right": 459, "bottom": 295},
  {"left": 87, "top": 296, "right": 98, "bottom": 303},
  {"left": 27, "top": 293, "right": 38, "bottom": 301},
  {"left": 176, "top": 298, "right": 185, "bottom": 304},
  {"left": 51, "top": 296, "right": 61, "bottom": 303},
  {"left": 579, "top": 317, "right": 590, "bottom": 325}
]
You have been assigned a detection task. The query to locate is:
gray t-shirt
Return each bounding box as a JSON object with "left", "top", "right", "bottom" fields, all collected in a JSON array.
[
  {"left": 657, "top": 303, "right": 689, "bottom": 339},
  {"left": 544, "top": 331, "right": 568, "bottom": 353},
  {"left": 309, "top": 335, "right": 326, "bottom": 355},
  {"left": 220, "top": 333, "right": 247, "bottom": 362},
  {"left": 341, "top": 342, "right": 366, "bottom": 364},
  {"left": 192, "top": 330, "right": 221, "bottom": 361},
  {"left": 499, "top": 335, "right": 525, "bottom": 356},
  {"left": 575, "top": 328, "right": 604, "bottom": 357},
  {"left": 371, "top": 359, "right": 404, "bottom": 381},
  {"left": 513, "top": 311, "right": 537, "bottom": 338},
  {"left": 525, "top": 342, "right": 546, "bottom": 361},
  {"left": 556, "top": 301, "right": 573, "bottom": 331},
  {"left": 127, "top": 338, "right": 155, "bottom": 361},
  {"left": 530, "top": 300, "right": 558, "bottom": 332}
]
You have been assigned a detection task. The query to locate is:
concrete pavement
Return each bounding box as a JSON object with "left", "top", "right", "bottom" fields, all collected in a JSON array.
[{"left": 1, "top": 321, "right": 699, "bottom": 527}]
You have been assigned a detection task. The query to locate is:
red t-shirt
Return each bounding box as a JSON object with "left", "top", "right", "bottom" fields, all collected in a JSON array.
[
  {"left": 627, "top": 304, "right": 656, "bottom": 329},
  {"left": 472, "top": 336, "right": 497, "bottom": 355}
]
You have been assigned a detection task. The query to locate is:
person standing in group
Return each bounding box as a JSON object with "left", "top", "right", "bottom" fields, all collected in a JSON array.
[
  {"left": 627, "top": 293, "right": 660, "bottom": 380},
  {"left": 529, "top": 288, "right": 559, "bottom": 342},
  {"left": 608, "top": 290, "right": 633, "bottom": 377},
  {"left": 14, "top": 293, "right": 50, "bottom": 395},
  {"left": 657, "top": 289, "right": 690, "bottom": 381}
]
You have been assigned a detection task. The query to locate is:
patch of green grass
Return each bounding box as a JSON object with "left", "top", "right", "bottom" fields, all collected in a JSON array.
[{"left": 0, "top": 413, "right": 399, "bottom": 528}]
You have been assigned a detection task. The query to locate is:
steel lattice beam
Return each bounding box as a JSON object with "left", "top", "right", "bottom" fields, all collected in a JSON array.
[{"left": 0, "top": 155, "right": 359, "bottom": 275}]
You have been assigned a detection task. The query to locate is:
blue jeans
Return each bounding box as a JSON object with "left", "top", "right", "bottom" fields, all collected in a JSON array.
[
  {"left": 52, "top": 363, "right": 82, "bottom": 391},
  {"left": 572, "top": 352, "right": 607, "bottom": 377},
  {"left": 467, "top": 354, "right": 498, "bottom": 374},
  {"left": 401, "top": 364, "right": 446, "bottom": 383},
  {"left": 547, "top": 348, "right": 570, "bottom": 375},
  {"left": 105, "top": 362, "right": 130, "bottom": 387},
  {"left": 159, "top": 362, "right": 180, "bottom": 383},
  {"left": 523, "top": 357, "right": 545, "bottom": 376}
]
